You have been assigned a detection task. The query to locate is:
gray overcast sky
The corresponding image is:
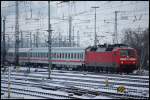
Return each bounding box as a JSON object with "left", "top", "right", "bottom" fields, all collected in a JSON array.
[{"left": 1, "top": 1, "right": 149, "bottom": 47}]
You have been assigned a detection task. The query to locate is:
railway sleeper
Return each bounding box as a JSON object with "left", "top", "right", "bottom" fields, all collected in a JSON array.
[{"left": 65, "top": 86, "right": 100, "bottom": 96}]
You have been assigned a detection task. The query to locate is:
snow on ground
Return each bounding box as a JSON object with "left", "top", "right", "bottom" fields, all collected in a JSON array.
[
  {"left": 1, "top": 83, "right": 71, "bottom": 98},
  {"left": 1, "top": 92, "right": 44, "bottom": 99},
  {"left": 6, "top": 66, "right": 149, "bottom": 79},
  {"left": 1, "top": 66, "right": 149, "bottom": 99},
  {"left": 3, "top": 71, "right": 149, "bottom": 86}
]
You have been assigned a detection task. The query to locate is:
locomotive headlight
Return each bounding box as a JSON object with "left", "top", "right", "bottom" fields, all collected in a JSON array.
[{"left": 121, "top": 61, "right": 123, "bottom": 64}]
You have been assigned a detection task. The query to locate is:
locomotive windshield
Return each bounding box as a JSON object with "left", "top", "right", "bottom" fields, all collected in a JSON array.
[{"left": 120, "top": 49, "right": 135, "bottom": 57}]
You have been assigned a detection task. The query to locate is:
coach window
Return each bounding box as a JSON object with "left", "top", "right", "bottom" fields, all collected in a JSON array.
[
  {"left": 78, "top": 53, "right": 80, "bottom": 59},
  {"left": 68, "top": 53, "right": 70, "bottom": 59},
  {"left": 81, "top": 53, "right": 83, "bottom": 59},
  {"left": 52, "top": 53, "right": 54, "bottom": 58},
  {"left": 58, "top": 53, "right": 60, "bottom": 59},
  {"left": 65, "top": 53, "right": 67, "bottom": 59},
  {"left": 60, "top": 53, "right": 62, "bottom": 59},
  {"left": 53, "top": 53, "right": 55, "bottom": 58},
  {"left": 62, "top": 53, "right": 64, "bottom": 58},
  {"left": 40, "top": 52, "right": 42, "bottom": 57},
  {"left": 71, "top": 53, "right": 73, "bottom": 59},
  {"left": 79, "top": 53, "right": 81, "bottom": 59},
  {"left": 56, "top": 53, "right": 58, "bottom": 58},
  {"left": 42, "top": 53, "right": 43, "bottom": 58},
  {"left": 51, "top": 53, "right": 53, "bottom": 58},
  {"left": 74, "top": 53, "right": 76, "bottom": 59},
  {"left": 40, "top": 52, "right": 42, "bottom": 58},
  {"left": 43, "top": 53, "right": 45, "bottom": 57},
  {"left": 61, "top": 53, "right": 63, "bottom": 59},
  {"left": 33, "top": 53, "right": 34, "bottom": 57},
  {"left": 66, "top": 53, "right": 68, "bottom": 59},
  {"left": 38, "top": 53, "right": 39, "bottom": 57}
]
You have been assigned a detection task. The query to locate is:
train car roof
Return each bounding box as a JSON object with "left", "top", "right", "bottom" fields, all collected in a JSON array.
[
  {"left": 31, "top": 47, "right": 85, "bottom": 52},
  {"left": 7, "top": 47, "right": 86, "bottom": 52},
  {"left": 7, "top": 48, "right": 31, "bottom": 52}
]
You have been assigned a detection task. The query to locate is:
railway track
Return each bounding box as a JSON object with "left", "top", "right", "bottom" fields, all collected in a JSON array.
[
  {"left": 2, "top": 78, "right": 147, "bottom": 95},
  {"left": 3, "top": 72, "right": 148, "bottom": 88},
  {"left": 7, "top": 66, "right": 149, "bottom": 81},
  {"left": 1, "top": 67, "right": 149, "bottom": 99},
  {"left": 1, "top": 83, "right": 80, "bottom": 99},
  {"left": 2, "top": 74, "right": 149, "bottom": 99},
  {"left": 34, "top": 71, "right": 149, "bottom": 83},
  {"left": 1, "top": 80, "right": 148, "bottom": 99}
]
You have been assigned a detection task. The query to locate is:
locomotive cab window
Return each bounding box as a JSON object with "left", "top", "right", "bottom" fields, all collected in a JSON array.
[{"left": 120, "top": 49, "right": 135, "bottom": 57}]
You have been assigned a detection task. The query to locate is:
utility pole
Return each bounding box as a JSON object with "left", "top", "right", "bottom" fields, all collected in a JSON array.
[
  {"left": 20, "top": 31, "right": 23, "bottom": 48},
  {"left": 114, "top": 11, "right": 118, "bottom": 44},
  {"left": 2, "top": 17, "right": 6, "bottom": 66},
  {"left": 67, "top": 1, "right": 72, "bottom": 47},
  {"left": 48, "top": 1, "right": 52, "bottom": 79},
  {"left": 69, "top": 16, "right": 72, "bottom": 47},
  {"left": 15, "top": 1, "right": 19, "bottom": 67},
  {"left": 91, "top": 6, "right": 99, "bottom": 46},
  {"left": 30, "top": 32, "right": 32, "bottom": 48}
]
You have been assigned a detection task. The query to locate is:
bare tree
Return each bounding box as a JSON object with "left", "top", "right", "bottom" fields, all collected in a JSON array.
[{"left": 121, "top": 28, "right": 149, "bottom": 70}]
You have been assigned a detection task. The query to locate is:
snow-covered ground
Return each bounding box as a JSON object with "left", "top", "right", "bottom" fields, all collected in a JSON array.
[{"left": 1, "top": 66, "right": 149, "bottom": 99}]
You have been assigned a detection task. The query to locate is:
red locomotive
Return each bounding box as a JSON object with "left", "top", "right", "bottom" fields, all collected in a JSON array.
[
  {"left": 6, "top": 44, "right": 139, "bottom": 73},
  {"left": 85, "top": 44, "right": 139, "bottom": 73}
]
